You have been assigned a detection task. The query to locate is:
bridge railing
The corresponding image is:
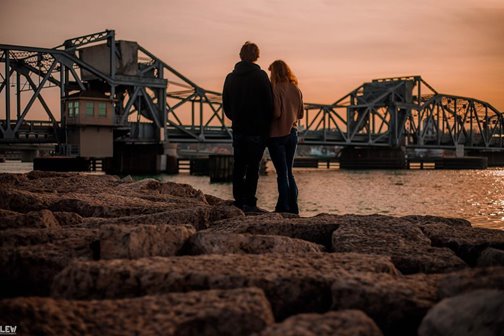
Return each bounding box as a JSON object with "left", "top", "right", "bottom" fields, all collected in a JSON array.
[{"left": 2, "top": 32, "right": 504, "bottom": 151}]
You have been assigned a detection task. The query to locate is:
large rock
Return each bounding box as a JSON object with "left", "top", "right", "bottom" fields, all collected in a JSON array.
[
  {"left": 436, "top": 267, "right": 504, "bottom": 298},
  {"left": 0, "top": 228, "right": 98, "bottom": 297},
  {"left": 115, "top": 178, "right": 208, "bottom": 203},
  {"left": 52, "top": 253, "right": 398, "bottom": 320},
  {"left": 48, "top": 192, "right": 177, "bottom": 218},
  {"left": 99, "top": 224, "right": 196, "bottom": 259},
  {"left": 53, "top": 211, "right": 83, "bottom": 226},
  {"left": 0, "top": 287, "right": 274, "bottom": 336},
  {"left": 400, "top": 215, "right": 472, "bottom": 228},
  {"left": 0, "top": 244, "right": 92, "bottom": 297},
  {"left": 331, "top": 221, "right": 466, "bottom": 274},
  {"left": 477, "top": 247, "right": 504, "bottom": 267},
  {"left": 259, "top": 310, "right": 383, "bottom": 336},
  {"left": 17, "top": 172, "right": 120, "bottom": 194},
  {"left": 82, "top": 206, "right": 212, "bottom": 230},
  {"left": 420, "top": 223, "right": 504, "bottom": 265},
  {"left": 0, "top": 227, "right": 98, "bottom": 249},
  {"left": 186, "top": 232, "right": 325, "bottom": 255},
  {"left": 0, "top": 188, "right": 49, "bottom": 212},
  {"left": 331, "top": 272, "right": 441, "bottom": 336},
  {"left": 0, "top": 209, "right": 61, "bottom": 230},
  {"left": 418, "top": 289, "right": 504, "bottom": 336},
  {"left": 208, "top": 213, "right": 341, "bottom": 248}
]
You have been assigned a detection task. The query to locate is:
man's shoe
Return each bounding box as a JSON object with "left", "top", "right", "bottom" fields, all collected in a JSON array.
[{"left": 242, "top": 204, "right": 268, "bottom": 215}]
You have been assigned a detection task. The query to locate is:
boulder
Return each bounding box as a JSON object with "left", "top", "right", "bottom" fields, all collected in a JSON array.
[
  {"left": 99, "top": 224, "right": 196, "bottom": 259},
  {"left": 436, "top": 267, "right": 504, "bottom": 298},
  {"left": 0, "top": 244, "right": 85, "bottom": 297},
  {"left": 0, "top": 227, "right": 99, "bottom": 297},
  {"left": 0, "top": 188, "right": 49, "bottom": 212},
  {"left": 82, "top": 206, "right": 212, "bottom": 230},
  {"left": 186, "top": 232, "right": 324, "bottom": 255},
  {"left": 0, "top": 228, "right": 98, "bottom": 249},
  {"left": 331, "top": 272, "right": 442, "bottom": 336},
  {"left": 259, "top": 310, "right": 383, "bottom": 336},
  {"left": 420, "top": 223, "right": 504, "bottom": 265},
  {"left": 0, "top": 209, "right": 61, "bottom": 230},
  {"left": 477, "top": 247, "right": 504, "bottom": 267},
  {"left": 331, "top": 222, "right": 466, "bottom": 274},
  {"left": 0, "top": 209, "right": 19, "bottom": 217},
  {"left": 115, "top": 178, "right": 208, "bottom": 203},
  {"left": 0, "top": 287, "right": 274, "bottom": 336},
  {"left": 48, "top": 192, "right": 176, "bottom": 218},
  {"left": 400, "top": 215, "right": 472, "bottom": 228},
  {"left": 208, "top": 213, "right": 341, "bottom": 248},
  {"left": 52, "top": 253, "right": 398, "bottom": 320},
  {"left": 53, "top": 211, "right": 83, "bottom": 226},
  {"left": 418, "top": 290, "right": 504, "bottom": 336},
  {"left": 204, "top": 193, "right": 231, "bottom": 206},
  {"left": 208, "top": 204, "right": 244, "bottom": 222},
  {"left": 18, "top": 173, "right": 120, "bottom": 194},
  {"left": 0, "top": 172, "right": 28, "bottom": 186}
]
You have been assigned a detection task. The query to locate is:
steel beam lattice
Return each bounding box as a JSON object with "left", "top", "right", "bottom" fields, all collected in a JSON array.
[{"left": 1, "top": 32, "right": 503, "bottom": 152}]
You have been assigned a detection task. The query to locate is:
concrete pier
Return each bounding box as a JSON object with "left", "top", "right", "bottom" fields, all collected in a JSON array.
[{"left": 339, "top": 147, "right": 406, "bottom": 169}]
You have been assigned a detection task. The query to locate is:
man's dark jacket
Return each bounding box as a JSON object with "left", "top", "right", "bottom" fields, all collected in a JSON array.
[{"left": 222, "top": 61, "right": 274, "bottom": 136}]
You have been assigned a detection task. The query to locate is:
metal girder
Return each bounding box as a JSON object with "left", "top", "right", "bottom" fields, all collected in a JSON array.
[{"left": 1, "top": 31, "right": 503, "bottom": 152}]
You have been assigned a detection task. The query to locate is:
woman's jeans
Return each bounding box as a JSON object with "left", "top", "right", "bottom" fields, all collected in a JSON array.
[{"left": 268, "top": 128, "right": 299, "bottom": 214}]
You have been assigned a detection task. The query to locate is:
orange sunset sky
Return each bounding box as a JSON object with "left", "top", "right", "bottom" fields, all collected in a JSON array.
[{"left": 1, "top": 0, "right": 503, "bottom": 113}]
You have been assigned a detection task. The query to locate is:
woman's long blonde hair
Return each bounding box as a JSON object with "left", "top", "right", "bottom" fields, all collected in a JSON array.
[{"left": 268, "top": 60, "right": 298, "bottom": 86}]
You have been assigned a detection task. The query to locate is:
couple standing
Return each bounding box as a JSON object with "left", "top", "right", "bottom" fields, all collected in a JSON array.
[{"left": 223, "top": 41, "right": 304, "bottom": 214}]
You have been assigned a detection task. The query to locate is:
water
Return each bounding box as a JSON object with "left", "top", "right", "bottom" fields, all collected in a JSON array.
[{"left": 2, "top": 160, "right": 503, "bottom": 230}]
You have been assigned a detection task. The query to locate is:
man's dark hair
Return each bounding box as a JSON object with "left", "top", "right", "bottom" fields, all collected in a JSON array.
[{"left": 240, "top": 41, "right": 260, "bottom": 62}]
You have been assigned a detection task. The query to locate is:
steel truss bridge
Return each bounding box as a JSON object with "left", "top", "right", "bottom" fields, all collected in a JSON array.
[{"left": 1, "top": 30, "right": 503, "bottom": 153}]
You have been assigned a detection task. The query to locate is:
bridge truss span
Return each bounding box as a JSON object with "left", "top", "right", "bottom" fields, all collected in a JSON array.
[
  {"left": 1, "top": 31, "right": 503, "bottom": 154},
  {"left": 299, "top": 76, "right": 504, "bottom": 151}
]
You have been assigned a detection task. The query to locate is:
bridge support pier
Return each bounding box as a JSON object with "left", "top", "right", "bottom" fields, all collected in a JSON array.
[
  {"left": 104, "top": 142, "right": 179, "bottom": 175},
  {"left": 467, "top": 151, "right": 504, "bottom": 167},
  {"left": 339, "top": 147, "right": 406, "bottom": 169},
  {"left": 21, "top": 150, "right": 39, "bottom": 162}
]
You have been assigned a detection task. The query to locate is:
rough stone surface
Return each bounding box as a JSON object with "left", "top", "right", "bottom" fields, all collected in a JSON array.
[
  {"left": 420, "top": 223, "right": 504, "bottom": 265},
  {"left": 0, "top": 227, "right": 98, "bottom": 249},
  {"left": 331, "top": 272, "right": 442, "bottom": 336},
  {"left": 400, "top": 215, "right": 472, "bottom": 228},
  {"left": 477, "top": 247, "right": 504, "bottom": 267},
  {"left": 259, "top": 310, "right": 383, "bottom": 336},
  {"left": 0, "top": 287, "right": 274, "bottom": 336},
  {"left": 52, "top": 253, "right": 398, "bottom": 319},
  {"left": 331, "top": 222, "right": 467, "bottom": 274},
  {"left": 0, "top": 244, "right": 90, "bottom": 297},
  {"left": 100, "top": 224, "right": 196, "bottom": 259},
  {"left": 436, "top": 266, "right": 504, "bottom": 298},
  {"left": 82, "top": 206, "right": 212, "bottom": 230},
  {"left": 2, "top": 172, "right": 502, "bottom": 335},
  {"left": 186, "top": 232, "right": 325, "bottom": 255},
  {"left": 0, "top": 209, "right": 19, "bottom": 217},
  {"left": 208, "top": 213, "right": 341, "bottom": 248},
  {"left": 53, "top": 211, "right": 83, "bottom": 226},
  {"left": 418, "top": 290, "right": 504, "bottom": 336},
  {"left": 0, "top": 209, "right": 61, "bottom": 230}
]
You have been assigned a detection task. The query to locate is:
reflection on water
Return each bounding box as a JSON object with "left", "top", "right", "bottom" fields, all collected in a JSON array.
[
  {"left": 2, "top": 160, "right": 503, "bottom": 230},
  {"left": 160, "top": 168, "right": 504, "bottom": 230}
]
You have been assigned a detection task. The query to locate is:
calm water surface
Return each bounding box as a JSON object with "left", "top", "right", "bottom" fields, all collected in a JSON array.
[{"left": 2, "top": 160, "right": 503, "bottom": 230}]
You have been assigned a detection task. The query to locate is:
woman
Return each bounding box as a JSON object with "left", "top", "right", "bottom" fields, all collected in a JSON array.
[{"left": 268, "top": 60, "right": 304, "bottom": 214}]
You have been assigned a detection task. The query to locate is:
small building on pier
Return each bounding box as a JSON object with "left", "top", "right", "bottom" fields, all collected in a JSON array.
[{"left": 65, "top": 91, "right": 115, "bottom": 158}]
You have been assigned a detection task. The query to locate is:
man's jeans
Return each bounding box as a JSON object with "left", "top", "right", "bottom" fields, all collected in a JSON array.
[
  {"left": 268, "top": 128, "right": 299, "bottom": 214},
  {"left": 232, "top": 134, "right": 267, "bottom": 208}
]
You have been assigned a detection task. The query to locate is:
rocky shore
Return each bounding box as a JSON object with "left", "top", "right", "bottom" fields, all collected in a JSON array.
[{"left": 1, "top": 171, "right": 503, "bottom": 336}]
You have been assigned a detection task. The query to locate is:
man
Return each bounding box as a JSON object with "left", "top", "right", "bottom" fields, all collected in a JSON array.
[{"left": 223, "top": 41, "right": 274, "bottom": 212}]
